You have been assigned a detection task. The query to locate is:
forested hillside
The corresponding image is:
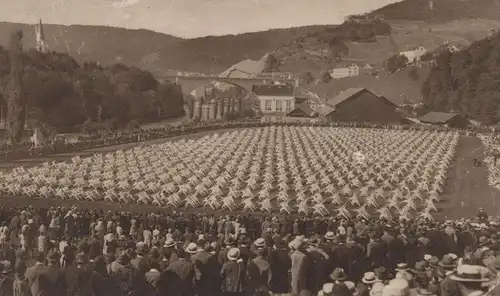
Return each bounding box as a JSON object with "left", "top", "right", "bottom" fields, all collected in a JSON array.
[
  {"left": 0, "top": 31, "right": 184, "bottom": 136},
  {"left": 421, "top": 31, "right": 500, "bottom": 122}
]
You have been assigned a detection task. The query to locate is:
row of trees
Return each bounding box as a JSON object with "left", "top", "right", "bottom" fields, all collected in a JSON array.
[
  {"left": 0, "top": 30, "right": 185, "bottom": 144},
  {"left": 421, "top": 32, "right": 500, "bottom": 123}
]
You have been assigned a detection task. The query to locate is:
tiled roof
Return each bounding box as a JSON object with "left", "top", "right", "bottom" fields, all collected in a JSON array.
[
  {"left": 418, "top": 112, "right": 459, "bottom": 124},
  {"left": 253, "top": 85, "right": 295, "bottom": 96},
  {"left": 315, "top": 104, "right": 335, "bottom": 116}
]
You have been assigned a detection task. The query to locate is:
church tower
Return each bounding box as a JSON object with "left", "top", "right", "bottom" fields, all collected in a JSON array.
[{"left": 35, "top": 18, "right": 48, "bottom": 53}]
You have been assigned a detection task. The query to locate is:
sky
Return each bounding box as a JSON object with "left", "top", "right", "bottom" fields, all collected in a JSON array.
[{"left": 0, "top": 0, "right": 402, "bottom": 38}]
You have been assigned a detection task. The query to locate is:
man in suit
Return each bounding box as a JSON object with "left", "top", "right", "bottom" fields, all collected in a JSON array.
[
  {"left": 290, "top": 238, "right": 309, "bottom": 296},
  {"left": 165, "top": 248, "right": 195, "bottom": 296},
  {"left": 64, "top": 254, "right": 93, "bottom": 296},
  {"left": 131, "top": 242, "right": 150, "bottom": 275},
  {"left": 191, "top": 239, "right": 219, "bottom": 296},
  {"left": 38, "top": 252, "right": 67, "bottom": 296},
  {"left": 24, "top": 253, "right": 46, "bottom": 296}
]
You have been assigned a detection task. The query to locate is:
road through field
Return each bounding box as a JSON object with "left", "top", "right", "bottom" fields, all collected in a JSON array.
[{"left": 437, "top": 136, "right": 500, "bottom": 220}]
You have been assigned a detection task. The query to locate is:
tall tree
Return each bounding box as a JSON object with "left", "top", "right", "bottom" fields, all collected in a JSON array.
[{"left": 4, "top": 30, "right": 26, "bottom": 145}]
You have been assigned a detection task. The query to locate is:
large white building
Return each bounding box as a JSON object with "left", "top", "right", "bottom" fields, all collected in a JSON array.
[
  {"left": 400, "top": 46, "right": 427, "bottom": 63},
  {"left": 330, "top": 63, "right": 360, "bottom": 79},
  {"left": 253, "top": 85, "right": 296, "bottom": 114}
]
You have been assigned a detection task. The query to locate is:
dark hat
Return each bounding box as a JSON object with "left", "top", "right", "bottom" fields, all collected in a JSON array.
[
  {"left": 330, "top": 268, "right": 347, "bottom": 281},
  {"left": 136, "top": 243, "right": 148, "bottom": 255},
  {"left": 413, "top": 261, "right": 429, "bottom": 274},
  {"left": 224, "top": 236, "right": 235, "bottom": 246},
  {"left": 439, "top": 255, "right": 457, "bottom": 269}
]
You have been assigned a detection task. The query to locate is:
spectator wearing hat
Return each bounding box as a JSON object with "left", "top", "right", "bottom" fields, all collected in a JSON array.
[
  {"left": 219, "top": 236, "right": 237, "bottom": 266},
  {"left": 0, "top": 261, "right": 13, "bottom": 296},
  {"left": 367, "top": 233, "right": 386, "bottom": 270},
  {"left": 65, "top": 254, "right": 93, "bottom": 296},
  {"left": 24, "top": 253, "right": 45, "bottom": 296},
  {"left": 145, "top": 260, "right": 164, "bottom": 296},
  {"left": 270, "top": 240, "right": 291, "bottom": 296},
  {"left": 438, "top": 255, "right": 459, "bottom": 296},
  {"left": 165, "top": 248, "right": 195, "bottom": 296},
  {"left": 39, "top": 252, "right": 67, "bottom": 296},
  {"left": 115, "top": 251, "right": 144, "bottom": 296},
  {"left": 220, "top": 248, "right": 245, "bottom": 296},
  {"left": 347, "top": 235, "right": 366, "bottom": 282},
  {"left": 248, "top": 238, "right": 272, "bottom": 295},
  {"left": 306, "top": 238, "right": 330, "bottom": 294},
  {"left": 358, "top": 272, "right": 380, "bottom": 296},
  {"left": 191, "top": 240, "right": 218, "bottom": 296},
  {"left": 131, "top": 242, "right": 150, "bottom": 275},
  {"left": 395, "top": 263, "right": 413, "bottom": 283},
  {"left": 381, "top": 279, "right": 409, "bottom": 296},
  {"left": 290, "top": 238, "right": 309, "bottom": 296},
  {"left": 450, "top": 265, "right": 489, "bottom": 296}
]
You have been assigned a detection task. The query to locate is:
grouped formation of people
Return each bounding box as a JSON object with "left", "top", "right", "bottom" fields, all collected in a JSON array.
[
  {"left": 0, "top": 206, "right": 498, "bottom": 296},
  {"left": 0, "top": 118, "right": 494, "bottom": 162}
]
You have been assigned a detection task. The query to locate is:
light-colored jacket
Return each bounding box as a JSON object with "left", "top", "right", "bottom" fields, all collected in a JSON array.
[{"left": 290, "top": 250, "right": 308, "bottom": 295}]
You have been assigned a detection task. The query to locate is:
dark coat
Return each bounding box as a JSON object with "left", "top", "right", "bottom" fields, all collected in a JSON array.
[
  {"left": 269, "top": 249, "right": 291, "bottom": 294},
  {"left": 165, "top": 258, "right": 195, "bottom": 296},
  {"left": 220, "top": 260, "right": 245, "bottom": 293}
]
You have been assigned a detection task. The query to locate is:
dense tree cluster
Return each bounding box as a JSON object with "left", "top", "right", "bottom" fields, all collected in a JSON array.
[
  {"left": 0, "top": 37, "right": 184, "bottom": 136},
  {"left": 314, "top": 17, "right": 391, "bottom": 44},
  {"left": 386, "top": 54, "right": 409, "bottom": 73},
  {"left": 421, "top": 33, "right": 500, "bottom": 122}
]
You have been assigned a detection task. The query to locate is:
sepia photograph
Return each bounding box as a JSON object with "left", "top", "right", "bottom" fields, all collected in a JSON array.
[{"left": 0, "top": 0, "right": 499, "bottom": 295}]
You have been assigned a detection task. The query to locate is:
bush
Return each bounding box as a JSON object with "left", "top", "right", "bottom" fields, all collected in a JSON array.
[{"left": 386, "top": 54, "right": 409, "bottom": 73}]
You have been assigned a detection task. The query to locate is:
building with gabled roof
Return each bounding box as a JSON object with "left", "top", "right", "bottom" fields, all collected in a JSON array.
[
  {"left": 418, "top": 111, "right": 469, "bottom": 128},
  {"left": 325, "top": 88, "right": 406, "bottom": 124},
  {"left": 253, "top": 84, "right": 296, "bottom": 115}
]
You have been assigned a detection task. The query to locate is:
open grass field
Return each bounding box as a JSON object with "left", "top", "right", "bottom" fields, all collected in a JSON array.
[
  {"left": 0, "top": 128, "right": 498, "bottom": 219},
  {"left": 0, "top": 127, "right": 496, "bottom": 220}
]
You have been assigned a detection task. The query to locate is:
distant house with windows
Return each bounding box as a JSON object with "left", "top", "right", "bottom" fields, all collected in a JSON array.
[
  {"left": 253, "top": 85, "right": 296, "bottom": 115},
  {"left": 330, "top": 63, "right": 360, "bottom": 79}
]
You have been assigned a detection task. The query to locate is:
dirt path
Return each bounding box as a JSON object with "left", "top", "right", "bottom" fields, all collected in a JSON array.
[{"left": 437, "top": 136, "right": 500, "bottom": 220}]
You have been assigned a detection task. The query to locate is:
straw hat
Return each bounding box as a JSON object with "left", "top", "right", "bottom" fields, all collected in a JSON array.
[
  {"left": 381, "top": 279, "right": 409, "bottom": 296},
  {"left": 227, "top": 248, "right": 240, "bottom": 261},
  {"left": 185, "top": 243, "right": 198, "bottom": 254},
  {"left": 164, "top": 238, "right": 176, "bottom": 248},
  {"left": 449, "top": 265, "right": 489, "bottom": 282},
  {"left": 396, "top": 263, "right": 409, "bottom": 271},
  {"left": 330, "top": 268, "right": 347, "bottom": 281},
  {"left": 362, "top": 272, "right": 379, "bottom": 284},
  {"left": 325, "top": 231, "right": 335, "bottom": 240},
  {"left": 290, "top": 239, "right": 303, "bottom": 250},
  {"left": 254, "top": 238, "right": 266, "bottom": 248},
  {"left": 370, "top": 282, "right": 385, "bottom": 296}
]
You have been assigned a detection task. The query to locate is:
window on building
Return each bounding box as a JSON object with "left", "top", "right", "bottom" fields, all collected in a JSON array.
[
  {"left": 265, "top": 100, "right": 272, "bottom": 111},
  {"left": 286, "top": 100, "right": 292, "bottom": 112},
  {"left": 276, "top": 100, "right": 282, "bottom": 112}
]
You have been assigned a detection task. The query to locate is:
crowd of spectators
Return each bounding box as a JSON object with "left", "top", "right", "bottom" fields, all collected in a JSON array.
[
  {"left": 0, "top": 206, "right": 498, "bottom": 296},
  {"left": 0, "top": 119, "right": 495, "bottom": 162}
]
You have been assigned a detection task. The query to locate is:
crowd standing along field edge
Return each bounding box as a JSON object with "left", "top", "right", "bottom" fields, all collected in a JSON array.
[{"left": 0, "top": 126, "right": 459, "bottom": 220}]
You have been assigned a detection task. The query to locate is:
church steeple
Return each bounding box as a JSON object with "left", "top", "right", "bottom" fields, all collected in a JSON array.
[{"left": 35, "top": 18, "right": 48, "bottom": 53}]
